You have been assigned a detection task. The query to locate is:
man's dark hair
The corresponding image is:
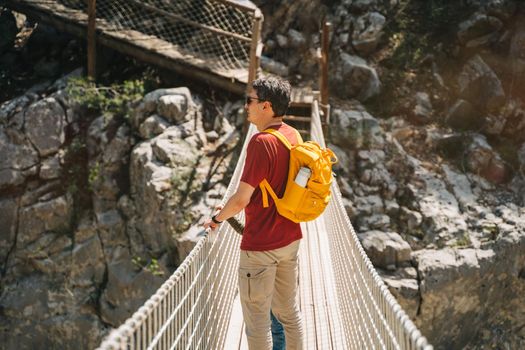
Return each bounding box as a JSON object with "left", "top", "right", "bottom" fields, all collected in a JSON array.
[{"left": 252, "top": 76, "right": 291, "bottom": 117}]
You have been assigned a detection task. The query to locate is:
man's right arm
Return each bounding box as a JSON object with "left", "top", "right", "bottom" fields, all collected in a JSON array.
[{"left": 203, "top": 181, "right": 254, "bottom": 230}]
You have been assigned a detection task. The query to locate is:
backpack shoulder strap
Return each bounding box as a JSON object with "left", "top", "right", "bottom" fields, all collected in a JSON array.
[
  {"left": 262, "top": 128, "right": 293, "bottom": 149},
  {"left": 295, "top": 129, "right": 303, "bottom": 144}
]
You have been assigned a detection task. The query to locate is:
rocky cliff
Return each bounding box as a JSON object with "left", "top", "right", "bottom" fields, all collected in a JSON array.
[{"left": 1, "top": 0, "right": 525, "bottom": 349}]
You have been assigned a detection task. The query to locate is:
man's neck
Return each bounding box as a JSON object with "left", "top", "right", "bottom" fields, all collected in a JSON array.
[{"left": 258, "top": 118, "right": 284, "bottom": 131}]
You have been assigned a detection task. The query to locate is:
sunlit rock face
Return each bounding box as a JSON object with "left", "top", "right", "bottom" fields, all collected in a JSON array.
[{"left": 0, "top": 74, "right": 237, "bottom": 348}]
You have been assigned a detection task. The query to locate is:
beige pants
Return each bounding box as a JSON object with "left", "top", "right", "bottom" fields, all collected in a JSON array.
[{"left": 238, "top": 240, "right": 303, "bottom": 350}]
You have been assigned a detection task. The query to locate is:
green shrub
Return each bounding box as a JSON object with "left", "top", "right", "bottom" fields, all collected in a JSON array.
[{"left": 66, "top": 77, "right": 144, "bottom": 119}]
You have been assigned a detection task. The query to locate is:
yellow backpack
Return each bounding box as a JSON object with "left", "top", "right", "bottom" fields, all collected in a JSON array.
[{"left": 259, "top": 128, "right": 338, "bottom": 223}]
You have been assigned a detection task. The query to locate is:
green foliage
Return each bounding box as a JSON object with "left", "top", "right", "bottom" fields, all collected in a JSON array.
[
  {"left": 66, "top": 77, "right": 144, "bottom": 119},
  {"left": 453, "top": 234, "right": 472, "bottom": 248},
  {"left": 88, "top": 161, "right": 101, "bottom": 189},
  {"left": 132, "top": 256, "right": 164, "bottom": 276}
]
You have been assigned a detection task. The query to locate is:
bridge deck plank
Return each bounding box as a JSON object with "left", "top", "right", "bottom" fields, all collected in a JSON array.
[{"left": 224, "top": 216, "right": 348, "bottom": 349}]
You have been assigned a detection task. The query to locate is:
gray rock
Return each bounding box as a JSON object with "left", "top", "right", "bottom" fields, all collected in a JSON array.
[
  {"left": 0, "top": 198, "right": 18, "bottom": 263},
  {"left": 407, "top": 158, "right": 468, "bottom": 244},
  {"left": 0, "top": 94, "right": 37, "bottom": 126},
  {"left": 358, "top": 230, "right": 412, "bottom": 269},
  {"left": 39, "top": 156, "right": 62, "bottom": 179},
  {"left": 139, "top": 114, "right": 170, "bottom": 139},
  {"left": 102, "top": 124, "right": 132, "bottom": 167},
  {"left": 131, "top": 87, "right": 193, "bottom": 129},
  {"left": 0, "top": 129, "right": 39, "bottom": 189},
  {"left": 352, "top": 12, "right": 386, "bottom": 56},
  {"left": 411, "top": 92, "right": 433, "bottom": 124},
  {"left": 380, "top": 267, "right": 419, "bottom": 318},
  {"left": 457, "top": 55, "right": 505, "bottom": 112},
  {"left": 287, "top": 29, "right": 306, "bottom": 49},
  {"left": 260, "top": 56, "right": 289, "bottom": 76},
  {"left": 354, "top": 195, "right": 383, "bottom": 216},
  {"left": 275, "top": 34, "right": 288, "bottom": 48},
  {"left": 400, "top": 206, "right": 423, "bottom": 233},
  {"left": 24, "top": 97, "right": 66, "bottom": 157},
  {"left": 357, "top": 214, "right": 391, "bottom": 231},
  {"left": 457, "top": 13, "right": 503, "bottom": 46},
  {"left": 330, "top": 109, "right": 384, "bottom": 150},
  {"left": 157, "top": 94, "right": 190, "bottom": 124},
  {"left": 331, "top": 53, "right": 380, "bottom": 101},
  {"left": 152, "top": 137, "right": 196, "bottom": 165},
  {"left": 466, "top": 134, "right": 508, "bottom": 184},
  {"left": 484, "top": 0, "right": 517, "bottom": 20},
  {"left": 410, "top": 246, "right": 525, "bottom": 348},
  {"left": 206, "top": 130, "right": 220, "bottom": 142},
  {"left": 483, "top": 112, "right": 506, "bottom": 135},
  {"left": 510, "top": 26, "right": 525, "bottom": 75},
  {"left": 328, "top": 143, "right": 355, "bottom": 176},
  {"left": 99, "top": 255, "right": 165, "bottom": 327},
  {"left": 442, "top": 165, "right": 479, "bottom": 213},
  {"left": 349, "top": 0, "right": 377, "bottom": 12},
  {"left": 17, "top": 195, "right": 73, "bottom": 248},
  {"left": 445, "top": 99, "right": 481, "bottom": 130},
  {"left": 71, "top": 235, "right": 105, "bottom": 288}
]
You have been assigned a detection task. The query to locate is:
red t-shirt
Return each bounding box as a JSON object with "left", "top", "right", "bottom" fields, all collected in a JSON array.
[{"left": 240, "top": 123, "right": 302, "bottom": 251}]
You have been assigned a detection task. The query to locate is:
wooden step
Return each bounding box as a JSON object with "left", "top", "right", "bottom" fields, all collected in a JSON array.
[
  {"left": 297, "top": 129, "right": 309, "bottom": 136},
  {"left": 284, "top": 115, "right": 311, "bottom": 122}
]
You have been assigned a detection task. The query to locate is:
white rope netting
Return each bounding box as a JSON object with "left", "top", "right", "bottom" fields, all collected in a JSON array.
[{"left": 59, "top": 0, "right": 258, "bottom": 72}]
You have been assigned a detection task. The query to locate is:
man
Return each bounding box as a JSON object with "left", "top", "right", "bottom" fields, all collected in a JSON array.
[{"left": 203, "top": 76, "right": 303, "bottom": 350}]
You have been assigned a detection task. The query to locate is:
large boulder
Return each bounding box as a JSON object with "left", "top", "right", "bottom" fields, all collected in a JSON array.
[
  {"left": 457, "top": 13, "right": 503, "bottom": 47},
  {"left": 330, "top": 108, "right": 384, "bottom": 150},
  {"left": 331, "top": 53, "right": 381, "bottom": 101},
  {"left": 352, "top": 12, "right": 386, "bottom": 56},
  {"left": 131, "top": 87, "right": 195, "bottom": 131},
  {"left": 0, "top": 128, "right": 39, "bottom": 189},
  {"left": 465, "top": 134, "right": 508, "bottom": 184},
  {"left": 445, "top": 99, "right": 481, "bottom": 131},
  {"left": 24, "top": 97, "right": 66, "bottom": 157},
  {"left": 99, "top": 253, "right": 165, "bottom": 327},
  {"left": 457, "top": 55, "right": 505, "bottom": 113},
  {"left": 413, "top": 233, "right": 525, "bottom": 349},
  {"left": 358, "top": 230, "right": 412, "bottom": 269}
]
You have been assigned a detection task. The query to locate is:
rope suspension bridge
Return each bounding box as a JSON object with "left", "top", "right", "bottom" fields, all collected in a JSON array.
[{"left": 3, "top": 1, "right": 433, "bottom": 348}]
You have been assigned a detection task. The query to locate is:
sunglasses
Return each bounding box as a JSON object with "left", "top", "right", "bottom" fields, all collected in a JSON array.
[{"left": 245, "top": 95, "right": 263, "bottom": 105}]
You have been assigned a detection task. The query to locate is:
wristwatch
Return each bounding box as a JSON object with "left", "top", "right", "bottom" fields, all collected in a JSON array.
[{"left": 211, "top": 215, "right": 223, "bottom": 224}]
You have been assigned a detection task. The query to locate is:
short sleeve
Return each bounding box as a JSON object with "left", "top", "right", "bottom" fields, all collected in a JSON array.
[{"left": 240, "top": 136, "right": 271, "bottom": 187}]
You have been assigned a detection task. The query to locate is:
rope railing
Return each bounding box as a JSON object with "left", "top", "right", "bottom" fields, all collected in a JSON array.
[
  {"left": 310, "top": 101, "right": 433, "bottom": 350},
  {"left": 96, "top": 124, "right": 255, "bottom": 350},
  {"left": 58, "top": 0, "right": 260, "bottom": 73},
  {"left": 97, "top": 101, "right": 432, "bottom": 349}
]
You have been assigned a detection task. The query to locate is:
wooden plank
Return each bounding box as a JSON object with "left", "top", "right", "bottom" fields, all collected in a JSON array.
[
  {"left": 283, "top": 115, "right": 311, "bottom": 123},
  {"left": 224, "top": 292, "right": 245, "bottom": 350},
  {"left": 307, "top": 219, "right": 332, "bottom": 349},
  {"left": 299, "top": 222, "right": 317, "bottom": 349},
  {"left": 313, "top": 216, "right": 348, "bottom": 349}
]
